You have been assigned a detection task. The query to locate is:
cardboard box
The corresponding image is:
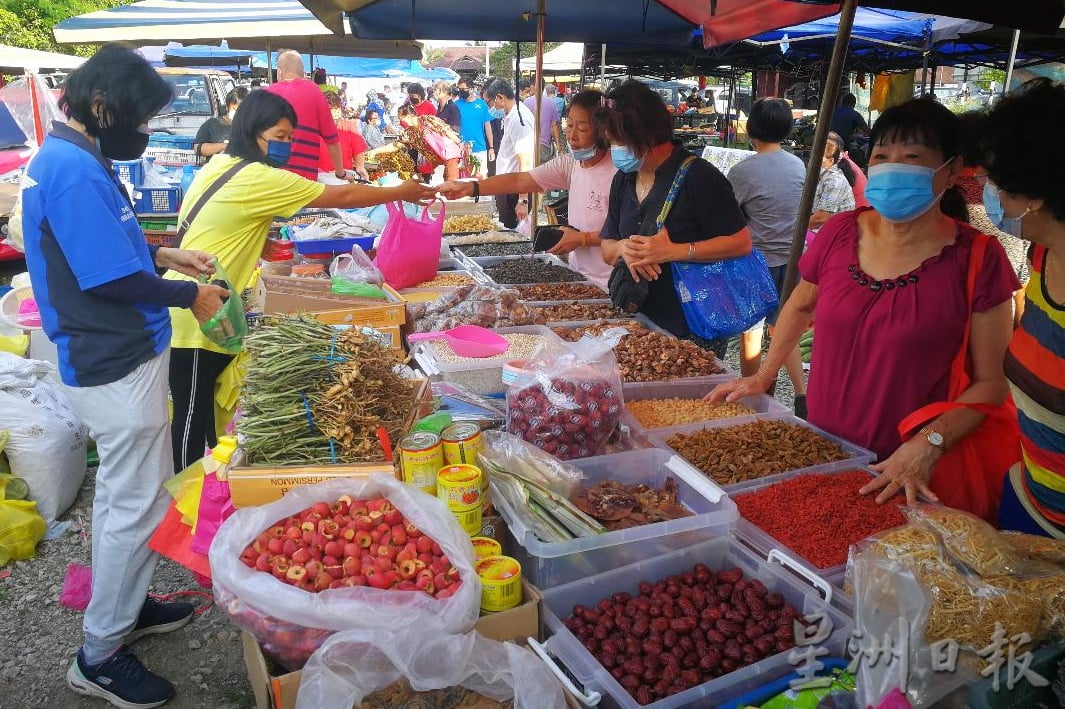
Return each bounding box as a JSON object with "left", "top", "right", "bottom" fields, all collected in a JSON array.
[
  {"left": 242, "top": 581, "right": 543, "bottom": 709},
  {"left": 227, "top": 379, "right": 433, "bottom": 507},
  {"left": 257, "top": 276, "right": 406, "bottom": 328}
]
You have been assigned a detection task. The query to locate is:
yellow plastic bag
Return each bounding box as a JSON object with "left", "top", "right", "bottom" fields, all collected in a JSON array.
[
  {"left": 0, "top": 334, "right": 29, "bottom": 356},
  {"left": 0, "top": 499, "right": 46, "bottom": 567}
]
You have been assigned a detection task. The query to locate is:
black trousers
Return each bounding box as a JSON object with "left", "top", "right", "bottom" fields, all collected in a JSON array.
[
  {"left": 169, "top": 347, "right": 235, "bottom": 473},
  {"left": 495, "top": 192, "right": 519, "bottom": 229}
]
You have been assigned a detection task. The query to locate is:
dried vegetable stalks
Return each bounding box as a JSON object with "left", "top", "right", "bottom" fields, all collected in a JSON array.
[{"left": 238, "top": 316, "right": 415, "bottom": 465}]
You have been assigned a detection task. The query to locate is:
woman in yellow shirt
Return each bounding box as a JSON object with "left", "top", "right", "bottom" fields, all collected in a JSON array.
[{"left": 166, "top": 90, "right": 434, "bottom": 471}]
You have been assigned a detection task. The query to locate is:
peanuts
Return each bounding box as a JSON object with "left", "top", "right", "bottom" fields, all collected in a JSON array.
[
  {"left": 535, "top": 302, "right": 630, "bottom": 322},
  {"left": 666, "top": 420, "right": 849, "bottom": 485},
  {"left": 628, "top": 399, "right": 756, "bottom": 429},
  {"left": 415, "top": 273, "right": 476, "bottom": 288}
]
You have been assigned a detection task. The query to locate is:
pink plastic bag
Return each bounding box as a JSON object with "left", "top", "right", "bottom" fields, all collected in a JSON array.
[
  {"left": 375, "top": 200, "right": 444, "bottom": 290},
  {"left": 190, "top": 473, "right": 234, "bottom": 556},
  {"left": 59, "top": 563, "right": 92, "bottom": 610}
]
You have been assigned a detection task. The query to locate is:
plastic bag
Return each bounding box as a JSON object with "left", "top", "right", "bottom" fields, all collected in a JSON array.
[
  {"left": 0, "top": 352, "right": 87, "bottom": 523},
  {"left": 903, "top": 504, "right": 1048, "bottom": 576},
  {"left": 329, "top": 246, "right": 382, "bottom": 286},
  {"left": 478, "top": 430, "right": 584, "bottom": 497},
  {"left": 672, "top": 249, "right": 779, "bottom": 340},
  {"left": 297, "top": 629, "right": 565, "bottom": 709},
  {"left": 0, "top": 498, "right": 46, "bottom": 567},
  {"left": 198, "top": 259, "right": 247, "bottom": 353},
  {"left": 375, "top": 201, "right": 444, "bottom": 290},
  {"left": 505, "top": 328, "right": 627, "bottom": 460},
  {"left": 59, "top": 562, "right": 93, "bottom": 610},
  {"left": 209, "top": 476, "right": 480, "bottom": 670},
  {"left": 408, "top": 284, "right": 545, "bottom": 332}
]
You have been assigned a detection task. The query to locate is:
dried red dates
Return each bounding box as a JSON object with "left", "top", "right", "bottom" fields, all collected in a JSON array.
[{"left": 506, "top": 377, "right": 622, "bottom": 460}]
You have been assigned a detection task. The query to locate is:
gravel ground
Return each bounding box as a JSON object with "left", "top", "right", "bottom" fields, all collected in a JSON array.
[{"left": 0, "top": 467, "right": 255, "bottom": 709}]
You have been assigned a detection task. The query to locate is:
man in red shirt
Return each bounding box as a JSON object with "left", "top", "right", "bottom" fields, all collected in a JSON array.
[
  {"left": 406, "top": 83, "right": 437, "bottom": 117},
  {"left": 265, "top": 51, "right": 349, "bottom": 182}
]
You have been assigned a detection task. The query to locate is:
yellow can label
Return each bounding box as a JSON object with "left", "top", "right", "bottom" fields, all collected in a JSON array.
[
  {"left": 453, "top": 504, "right": 483, "bottom": 536},
  {"left": 470, "top": 536, "right": 502, "bottom": 560},
  {"left": 437, "top": 464, "right": 483, "bottom": 535},
  {"left": 476, "top": 555, "right": 522, "bottom": 612},
  {"left": 442, "top": 423, "right": 484, "bottom": 466},
  {"left": 399, "top": 435, "right": 443, "bottom": 495}
]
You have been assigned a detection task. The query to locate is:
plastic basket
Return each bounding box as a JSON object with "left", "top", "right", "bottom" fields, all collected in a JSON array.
[
  {"left": 147, "top": 133, "right": 196, "bottom": 150},
  {"left": 292, "top": 235, "right": 376, "bottom": 255},
  {"left": 133, "top": 187, "right": 181, "bottom": 215},
  {"left": 493, "top": 448, "right": 738, "bottom": 589},
  {"left": 0, "top": 286, "right": 42, "bottom": 332},
  {"left": 112, "top": 159, "right": 144, "bottom": 186}
]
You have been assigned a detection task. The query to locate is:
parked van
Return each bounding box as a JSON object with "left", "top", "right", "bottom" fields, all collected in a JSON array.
[{"left": 151, "top": 68, "right": 235, "bottom": 136}]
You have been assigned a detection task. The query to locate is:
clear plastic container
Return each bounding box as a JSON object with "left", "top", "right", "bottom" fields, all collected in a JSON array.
[
  {"left": 492, "top": 448, "right": 737, "bottom": 589},
  {"left": 411, "top": 325, "right": 559, "bottom": 397},
  {"left": 648, "top": 412, "right": 876, "bottom": 496},
  {"left": 475, "top": 254, "right": 589, "bottom": 285},
  {"left": 621, "top": 380, "right": 785, "bottom": 443},
  {"left": 536, "top": 537, "right": 852, "bottom": 709}
]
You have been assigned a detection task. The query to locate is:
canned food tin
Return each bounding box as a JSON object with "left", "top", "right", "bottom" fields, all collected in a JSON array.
[
  {"left": 470, "top": 536, "right": 502, "bottom": 560},
  {"left": 441, "top": 422, "right": 484, "bottom": 466},
  {"left": 399, "top": 432, "right": 443, "bottom": 494},
  {"left": 436, "top": 464, "right": 483, "bottom": 535},
  {"left": 476, "top": 555, "right": 522, "bottom": 612}
]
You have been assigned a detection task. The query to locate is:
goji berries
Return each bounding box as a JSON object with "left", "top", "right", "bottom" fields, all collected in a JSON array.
[{"left": 736, "top": 470, "right": 906, "bottom": 569}]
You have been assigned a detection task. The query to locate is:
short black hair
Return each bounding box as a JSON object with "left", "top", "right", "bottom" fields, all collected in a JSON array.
[
  {"left": 313, "top": 68, "right": 327, "bottom": 85},
  {"left": 983, "top": 78, "right": 1065, "bottom": 221},
  {"left": 518, "top": 79, "right": 532, "bottom": 93},
  {"left": 227, "top": 90, "right": 297, "bottom": 164},
  {"left": 841, "top": 93, "right": 857, "bottom": 108},
  {"left": 225, "top": 86, "right": 249, "bottom": 109},
  {"left": 596, "top": 80, "right": 672, "bottom": 155},
  {"left": 59, "top": 44, "right": 172, "bottom": 135},
  {"left": 956, "top": 109, "right": 989, "bottom": 167},
  {"left": 406, "top": 82, "right": 425, "bottom": 98},
  {"left": 746, "top": 98, "right": 793, "bottom": 143},
  {"left": 483, "top": 77, "right": 514, "bottom": 101}
]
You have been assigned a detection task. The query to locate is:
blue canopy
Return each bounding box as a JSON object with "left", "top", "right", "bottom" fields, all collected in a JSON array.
[
  {"left": 252, "top": 54, "right": 456, "bottom": 80},
  {"left": 751, "top": 8, "right": 933, "bottom": 46}
]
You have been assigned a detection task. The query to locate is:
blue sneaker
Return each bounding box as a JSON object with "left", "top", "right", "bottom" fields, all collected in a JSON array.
[
  {"left": 126, "top": 598, "right": 194, "bottom": 644},
  {"left": 66, "top": 646, "right": 175, "bottom": 708}
]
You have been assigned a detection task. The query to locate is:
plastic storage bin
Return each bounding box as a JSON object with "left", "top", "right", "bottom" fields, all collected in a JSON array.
[
  {"left": 493, "top": 448, "right": 738, "bottom": 589},
  {"left": 292, "top": 235, "right": 376, "bottom": 255},
  {"left": 112, "top": 159, "right": 144, "bottom": 186},
  {"left": 411, "top": 324, "right": 559, "bottom": 397},
  {"left": 621, "top": 379, "right": 783, "bottom": 442},
  {"left": 649, "top": 412, "right": 876, "bottom": 496},
  {"left": 147, "top": 134, "right": 196, "bottom": 150},
  {"left": 537, "top": 537, "right": 851, "bottom": 709},
  {"left": 133, "top": 186, "right": 181, "bottom": 215}
]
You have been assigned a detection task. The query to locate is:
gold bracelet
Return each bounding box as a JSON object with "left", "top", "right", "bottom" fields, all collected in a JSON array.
[{"left": 580, "top": 232, "right": 587, "bottom": 249}]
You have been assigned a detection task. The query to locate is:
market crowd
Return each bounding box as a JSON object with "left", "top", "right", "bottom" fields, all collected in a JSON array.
[{"left": 12, "top": 42, "right": 1064, "bottom": 709}]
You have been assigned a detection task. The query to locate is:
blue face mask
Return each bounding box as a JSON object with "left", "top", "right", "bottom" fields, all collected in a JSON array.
[
  {"left": 865, "top": 160, "right": 950, "bottom": 223},
  {"left": 264, "top": 139, "right": 291, "bottom": 166},
  {"left": 611, "top": 145, "right": 643, "bottom": 173},
  {"left": 488, "top": 106, "right": 506, "bottom": 120},
  {"left": 571, "top": 145, "right": 597, "bottom": 161},
  {"left": 982, "top": 182, "right": 1028, "bottom": 238}
]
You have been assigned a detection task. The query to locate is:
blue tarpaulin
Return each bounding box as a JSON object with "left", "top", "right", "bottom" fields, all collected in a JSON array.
[
  {"left": 251, "top": 54, "right": 456, "bottom": 80},
  {"left": 750, "top": 8, "right": 933, "bottom": 45}
]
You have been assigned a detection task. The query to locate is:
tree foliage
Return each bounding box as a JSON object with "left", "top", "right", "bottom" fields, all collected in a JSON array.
[
  {"left": 0, "top": 0, "right": 133, "bottom": 56},
  {"left": 486, "top": 41, "right": 563, "bottom": 81}
]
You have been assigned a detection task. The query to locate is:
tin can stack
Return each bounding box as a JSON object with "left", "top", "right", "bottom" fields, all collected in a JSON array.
[
  {"left": 476, "top": 555, "right": 522, "bottom": 612},
  {"left": 399, "top": 432, "right": 443, "bottom": 494},
  {"left": 436, "top": 463, "right": 483, "bottom": 535}
]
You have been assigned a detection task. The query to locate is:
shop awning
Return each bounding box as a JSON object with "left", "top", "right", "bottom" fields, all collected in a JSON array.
[
  {"left": 518, "top": 43, "right": 584, "bottom": 73},
  {"left": 0, "top": 44, "right": 85, "bottom": 74}
]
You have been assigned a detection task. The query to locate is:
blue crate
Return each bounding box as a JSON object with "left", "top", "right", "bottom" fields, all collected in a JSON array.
[
  {"left": 133, "top": 186, "right": 181, "bottom": 215},
  {"left": 113, "top": 159, "right": 144, "bottom": 185},
  {"left": 292, "top": 235, "right": 376, "bottom": 255},
  {"left": 148, "top": 133, "right": 196, "bottom": 150}
]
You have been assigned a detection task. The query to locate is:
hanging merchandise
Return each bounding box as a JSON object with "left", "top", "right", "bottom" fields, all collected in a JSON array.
[{"left": 375, "top": 200, "right": 445, "bottom": 289}]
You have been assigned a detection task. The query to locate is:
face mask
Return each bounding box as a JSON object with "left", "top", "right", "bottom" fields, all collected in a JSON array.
[
  {"left": 227, "top": 108, "right": 237, "bottom": 121},
  {"left": 865, "top": 159, "right": 951, "bottom": 223},
  {"left": 264, "top": 139, "right": 291, "bottom": 166},
  {"left": 983, "top": 182, "right": 1029, "bottom": 237},
  {"left": 571, "top": 145, "right": 597, "bottom": 161},
  {"left": 98, "top": 124, "right": 151, "bottom": 161},
  {"left": 458, "top": 89, "right": 470, "bottom": 100},
  {"left": 409, "top": 97, "right": 421, "bottom": 105},
  {"left": 611, "top": 145, "right": 643, "bottom": 173},
  {"left": 488, "top": 106, "right": 506, "bottom": 120}
]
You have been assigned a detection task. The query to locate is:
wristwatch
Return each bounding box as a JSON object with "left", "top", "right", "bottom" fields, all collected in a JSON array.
[
  {"left": 519, "top": 198, "right": 529, "bottom": 205},
  {"left": 919, "top": 425, "right": 946, "bottom": 450}
]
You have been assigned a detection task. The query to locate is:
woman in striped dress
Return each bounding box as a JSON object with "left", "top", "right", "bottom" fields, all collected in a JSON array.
[{"left": 982, "top": 78, "right": 1065, "bottom": 538}]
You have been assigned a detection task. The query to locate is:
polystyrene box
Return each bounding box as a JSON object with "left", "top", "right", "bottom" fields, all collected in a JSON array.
[
  {"left": 539, "top": 537, "right": 851, "bottom": 709},
  {"left": 649, "top": 412, "right": 876, "bottom": 494},
  {"left": 492, "top": 448, "right": 738, "bottom": 589}
]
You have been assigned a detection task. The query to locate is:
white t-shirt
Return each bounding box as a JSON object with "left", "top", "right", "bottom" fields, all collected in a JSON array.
[
  {"left": 530, "top": 153, "right": 617, "bottom": 287},
  {"left": 497, "top": 101, "right": 535, "bottom": 175}
]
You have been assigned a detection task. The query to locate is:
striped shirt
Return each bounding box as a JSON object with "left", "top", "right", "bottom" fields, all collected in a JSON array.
[
  {"left": 1004, "top": 244, "right": 1065, "bottom": 532},
  {"left": 266, "top": 79, "right": 339, "bottom": 180}
]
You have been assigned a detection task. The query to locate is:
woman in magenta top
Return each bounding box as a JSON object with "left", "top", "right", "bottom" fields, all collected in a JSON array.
[{"left": 712, "top": 99, "right": 1019, "bottom": 505}]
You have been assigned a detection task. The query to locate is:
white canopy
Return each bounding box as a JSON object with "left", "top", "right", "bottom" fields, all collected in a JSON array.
[
  {"left": 0, "top": 44, "right": 85, "bottom": 74},
  {"left": 518, "top": 43, "right": 584, "bottom": 73}
]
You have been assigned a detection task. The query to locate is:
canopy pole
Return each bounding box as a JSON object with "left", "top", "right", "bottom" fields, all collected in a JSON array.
[
  {"left": 1003, "top": 29, "right": 1021, "bottom": 97},
  {"left": 781, "top": 0, "right": 857, "bottom": 302},
  {"left": 600, "top": 44, "right": 607, "bottom": 90},
  {"left": 578, "top": 43, "right": 586, "bottom": 89},
  {"left": 531, "top": 0, "right": 545, "bottom": 233},
  {"left": 723, "top": 71, "right": 734, "bottom": 148},
  {"left": 919, "top": 51, "right": 930, "bottom": 95},
  {"left": 26, "top": 71, "right": 44, "bottom": 147},
  {"left": 266, "top": 38, "right": 272, "bottom": 84},
  {"left": 929, "top": 64, "right": 937, "bottom": 95},
  {"left": 485, "top": 42, "right": 490, "bottom": 77}
]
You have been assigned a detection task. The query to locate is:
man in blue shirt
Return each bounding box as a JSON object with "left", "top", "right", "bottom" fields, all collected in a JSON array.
[{"left": 455, "top": 77, "right": 494, "bottom": 178}]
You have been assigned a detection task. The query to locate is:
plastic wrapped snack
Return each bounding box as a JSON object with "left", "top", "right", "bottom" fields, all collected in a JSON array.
[
  {"left": 1002, "top": 531, "right": 1065, "bottom": 566},
  {"left": 408, "top": 284, "right": 545, "bottom": 332},
  {"left": 505, "top": 328, "right": 626, "bottom": 460},
  {"left": 904, "top": 505, "right": 1040, "bottom": 576}
]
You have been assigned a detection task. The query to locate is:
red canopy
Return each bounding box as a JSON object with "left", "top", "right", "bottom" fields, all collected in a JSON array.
[{"left": 660, "top": 0, "right": 840, "bottom": 48}]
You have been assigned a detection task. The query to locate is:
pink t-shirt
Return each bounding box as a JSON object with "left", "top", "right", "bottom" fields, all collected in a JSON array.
[
  {"left": 266, "top": 78, "right": 339, "bottom": 180},
  {"left": 530, "top": 153, "right": 616, "bottom": 287},
  {"left": 799, "top": 208, "right": 1019, "bottom": 460}
]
